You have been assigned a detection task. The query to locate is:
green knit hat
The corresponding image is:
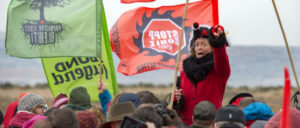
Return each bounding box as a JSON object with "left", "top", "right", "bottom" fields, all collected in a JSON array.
[{"left": 68, "top": 87, "right": 91, "bottom": 109}]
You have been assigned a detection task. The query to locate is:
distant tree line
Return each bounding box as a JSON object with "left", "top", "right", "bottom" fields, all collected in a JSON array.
[
  {"left": 0, "top": 82, "right": 172, "bottom": 89},
  {"left": 0, "top": 82, "right": 49, "bottom": 89},
  {"left": 234, "top": 85, "right": 283, "bottom": 92},
  {"left": 0, "top": 82, "right": 286, "bottom": 91}
]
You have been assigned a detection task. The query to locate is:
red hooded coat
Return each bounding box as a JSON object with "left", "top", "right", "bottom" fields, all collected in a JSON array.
[
  {"left": 4, "top": 93, "right": 30, "bottom": 128},
  {"left": 179, "top": 45, "right": 230, "bottom": 125}
]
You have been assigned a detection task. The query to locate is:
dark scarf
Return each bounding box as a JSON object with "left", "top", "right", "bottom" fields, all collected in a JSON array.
[
  {"left": 183, "top": 53, "right": 214, "bottom": 85},
  {"left": 9, "top": 111, "right": 36, "bottom": 128}
]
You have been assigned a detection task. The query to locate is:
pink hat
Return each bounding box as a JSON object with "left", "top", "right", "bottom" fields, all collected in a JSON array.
[
  {"left": 52, "top": 93, "right": 69, "bottom": 108},
  {"left": 265, "top": 107, "right": 300, "bottom": 128}
]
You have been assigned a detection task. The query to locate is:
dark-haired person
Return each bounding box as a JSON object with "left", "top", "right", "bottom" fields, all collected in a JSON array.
[
  {"left": 33, "top": 108, "right": 79, "bottom": 128},
  {"left": 174, "top": 23, "right": 230, "bottom": 125},
  {"left": 137, "top": 90, "right": 160, "bottom": 105},
  {"left": 132, "top": 106, "right": 163, "bottom": 128}
]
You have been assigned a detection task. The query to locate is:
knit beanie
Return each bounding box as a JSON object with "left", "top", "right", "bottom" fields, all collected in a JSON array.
[
  {"left": 68, "top": 87, "right": 91, "bottom": 108},
  {"left": 76, "top": 110, "right": 100, "bottom": 128},
  {"left": 190, "top": 23, "right": 210, "bottom": 49},
  {"left": 52, "top": 93, "right": 69, "bottom": 108},
  {"left": 17, "top": 94, "right": 46, "bottom": 111},
  {"left": 265, "top": 107, "right": 300, "bottom": 128}
]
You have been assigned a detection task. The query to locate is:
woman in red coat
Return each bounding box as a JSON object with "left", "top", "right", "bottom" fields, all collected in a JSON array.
[{"left": 174, "top": 23, "right": 230, "bottom": 125}]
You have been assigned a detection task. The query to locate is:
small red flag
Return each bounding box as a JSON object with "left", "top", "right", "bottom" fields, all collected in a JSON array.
[
  {"left": 121, "top": 0, "right": 155, "bottom": 4},
  {"left": 281, "top": 66, "right": 291, "bottom": 128}
]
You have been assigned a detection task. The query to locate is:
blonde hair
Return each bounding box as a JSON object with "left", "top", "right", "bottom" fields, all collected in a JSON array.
[{"left": 89, "top": 104, "right": 106, "bottom": 124}]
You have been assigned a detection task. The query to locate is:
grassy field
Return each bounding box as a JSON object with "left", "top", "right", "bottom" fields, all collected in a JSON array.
[{"left": 0, "top": 85, "right": 296, "bottom": 116}]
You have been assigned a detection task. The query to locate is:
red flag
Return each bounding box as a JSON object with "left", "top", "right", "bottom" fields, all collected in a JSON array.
[
  {"left": 281, "top": 66, "right": 291, "bottom": 128},
  {"left": 121, "top": 0, "right": 155, "bottom": 4},
  {"left": 110, "top": 0, "right": 219, "bottom": 75}
]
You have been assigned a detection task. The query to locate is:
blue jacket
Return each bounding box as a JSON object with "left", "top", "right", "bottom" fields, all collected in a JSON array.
[
  {"left": 243, "top": 102, "right": 274, "bottom": 121},
  {"left": 98, "top": 90, "right": 112, "bottom": 116}
]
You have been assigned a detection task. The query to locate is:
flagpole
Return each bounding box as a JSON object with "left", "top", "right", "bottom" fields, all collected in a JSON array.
[
  {"left": 272, "top": 0, "right": 300, "bottom": 93},
  {"left": 99, "top": 3, "right": 103, "bottom": 82},
  {"left": 168, "top": 0, "right": 189, "bottom": 109},
  {"left": 99, "top": 58, "right": 102, "bottom": 80}
]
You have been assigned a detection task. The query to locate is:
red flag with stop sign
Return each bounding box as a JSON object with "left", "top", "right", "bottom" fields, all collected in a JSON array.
[
  {"left": 144, "top": 19, "right": 182, "bottom": 55},
  {"left": 110, "top": 0, "right": 218, "bottom": 75}
]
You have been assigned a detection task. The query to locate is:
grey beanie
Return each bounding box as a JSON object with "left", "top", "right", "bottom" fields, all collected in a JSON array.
[{"left": 17, "top": 94, "right": 46, "bottom": 111}]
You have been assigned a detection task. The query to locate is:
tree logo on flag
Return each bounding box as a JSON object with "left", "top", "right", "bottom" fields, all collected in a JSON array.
[
  {"left": 133, "top": 9, "right": 192, "bottom": 61},
  {"left": 22, "top": 0, "right": 71, "bottom": 46}
]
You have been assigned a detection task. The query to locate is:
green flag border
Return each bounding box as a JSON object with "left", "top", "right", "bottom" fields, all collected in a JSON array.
[{"left": 101, "top": 1, "right": 118, "bottom": 96}]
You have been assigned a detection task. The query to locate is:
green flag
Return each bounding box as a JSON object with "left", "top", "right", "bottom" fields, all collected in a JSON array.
[
  {"left": 41, "top": 6, "right": 118, "bottom": 102},
  {"left": 6, "top": 0, "right": 103, "bottom": 58},
  {"left": 42, "top": 57, "right": 118, "bottom": 102}
]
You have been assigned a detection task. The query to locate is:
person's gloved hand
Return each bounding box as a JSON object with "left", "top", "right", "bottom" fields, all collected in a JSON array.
[
  {"left": 208, "top": 25, "right": 228, "bottom": 47},
  {"left": 211, "top": 25, "right": 224, "bottom": 38}
]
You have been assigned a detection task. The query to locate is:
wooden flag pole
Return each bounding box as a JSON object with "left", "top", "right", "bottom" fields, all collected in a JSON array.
[
  {"left": 272, "top": 0, "right": 300, "bottom": 93},
  {"left": 99, "top": 58, "right": 103, "bottom": 80},
  {"left": 168, "top": 0, "right": 189, "bottom": 109}
]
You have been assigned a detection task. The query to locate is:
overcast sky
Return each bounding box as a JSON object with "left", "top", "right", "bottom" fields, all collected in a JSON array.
[
  {"left": 0, "top": 0, "right": 300, "bottom": 86},
  {"left": 1, "top": 0, "right": 299, "bottom": 46}
]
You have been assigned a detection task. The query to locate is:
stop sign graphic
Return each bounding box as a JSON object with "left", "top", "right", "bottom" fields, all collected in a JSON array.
[{"left": 142, "top": 19, "right": 186, "bottom": 55}]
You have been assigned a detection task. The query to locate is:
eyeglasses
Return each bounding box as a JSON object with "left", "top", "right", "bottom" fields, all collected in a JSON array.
[{"left": 38, "top": 104, "right": 48, "bottom": 110}]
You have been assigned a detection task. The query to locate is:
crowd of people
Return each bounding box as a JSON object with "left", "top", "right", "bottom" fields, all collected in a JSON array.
[
  {"left": 1, "top": 24, "right": 300, "bottom": 128},
  {"left": 1, "top": 86, "right": 300, "bottom": 128}
]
